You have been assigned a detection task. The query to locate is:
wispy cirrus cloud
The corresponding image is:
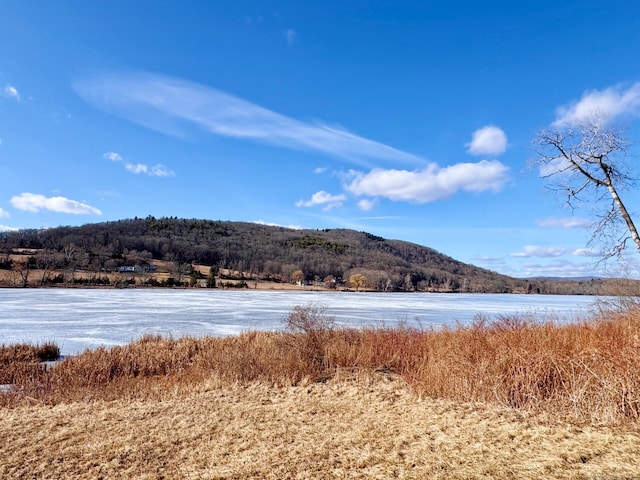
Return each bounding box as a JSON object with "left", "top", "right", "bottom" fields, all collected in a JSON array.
[
  {"left": 572, "top": 248, "right": 601, "bottom": 257},
  {"left": 10, "top": 193, "right": 102, "bottom": 215},
  {"left": 511, "top": 244, "right": 602, "bottom": 259},
  {"left": 296, "top": 190, "right": 346, "bottom": 210},
  {"left": 553, "top": 82, "right": 640, "bottom": 126},
  {"left": 520, "top": 260, "right": 603, "bottom": 278},
  {"left": 75, "top": 71, "right": 423, "bottom": 166},
  {"left": 509, "top": 245, "right": 566, "bottom": 258},
  {"left": 537, "top": 217, "right": 592, "bottom": 229},
  {"left": 344, "top": 160, "right": 509, "bottom": 203},
  {"left": 466, "top": 125, "right": 507, "bottom": 156},
  {"left": 103, "top": 151, "right": 174, "bottom": 177}
]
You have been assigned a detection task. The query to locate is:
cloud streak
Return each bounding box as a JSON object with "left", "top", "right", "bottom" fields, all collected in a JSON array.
[
  {"left": 537, "top": 217, "right": 592, "bottom": 229},
  {"left": 520, "top": 260, "right": 603, "bottom": 278},
  {"left": 10, "top": 193, "right": 102, "bottom": 215},
  {"left": 75, "top": 72, "right": 423, "bottom": 165},
  {"left": 509, "top": 245, "right": 566, "bottom": 258},
  {"left": 0, "top": 207, "right": 9, "bottom": 218},
  {"left": 344, "top": 160, "right": 509, "bottom": 203},
  {"left": 572, "top": 248, "right": 601, "bottom": 257}
]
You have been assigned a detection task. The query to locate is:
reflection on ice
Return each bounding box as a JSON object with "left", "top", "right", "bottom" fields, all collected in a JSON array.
[{"left": 0, "top": 289, "right": 598, "bottom": 355}]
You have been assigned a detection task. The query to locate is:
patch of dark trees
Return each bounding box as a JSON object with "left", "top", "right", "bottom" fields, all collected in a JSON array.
[{"left": 0, "top": 216, "right": 622, "bottom": 294}]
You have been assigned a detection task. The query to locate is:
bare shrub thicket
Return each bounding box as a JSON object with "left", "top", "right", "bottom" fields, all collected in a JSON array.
[
  {"left": 282, "top": 304, "right": 336, "bottom": 381},
  {"left": 2, "top": 305, "right": 639, "bottom": 423}
]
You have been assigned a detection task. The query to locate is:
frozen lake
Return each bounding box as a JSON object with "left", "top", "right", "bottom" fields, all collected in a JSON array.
[{"left": 1, "top": 289, "right": 602, "bottom": 355}]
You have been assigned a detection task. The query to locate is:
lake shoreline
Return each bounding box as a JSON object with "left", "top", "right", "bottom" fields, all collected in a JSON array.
[{"left": 0, "top": 283, "right": 597, "bottom": 295}]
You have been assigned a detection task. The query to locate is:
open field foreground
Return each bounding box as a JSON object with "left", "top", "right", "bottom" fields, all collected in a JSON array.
[
  {"left": 2, "top": 305, "right": 640, "bottom": 478},
  {"left": 1, "top": 375, "right": 640, "bottom": 480}
]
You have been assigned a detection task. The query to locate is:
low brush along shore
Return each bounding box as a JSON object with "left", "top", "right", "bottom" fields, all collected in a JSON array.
[{"left": 1, "top": 305, "right": 640, "bottom": 478}]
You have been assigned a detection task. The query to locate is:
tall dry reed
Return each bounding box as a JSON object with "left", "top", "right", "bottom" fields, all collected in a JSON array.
[{"left": 1, "top": 305, "right": 638, "bottom": 423}]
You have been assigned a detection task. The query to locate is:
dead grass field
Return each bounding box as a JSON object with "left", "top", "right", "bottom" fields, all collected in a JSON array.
[
  {"left": 2, "top": 305, "right": 640, "bottom": 478},
  {"left": 2, "top": 374, "right": 640, "bottom": 479}
]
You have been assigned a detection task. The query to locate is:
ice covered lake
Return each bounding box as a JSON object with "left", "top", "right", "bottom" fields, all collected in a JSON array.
[{"left": 1, "top": 289, "right": 603, "bottom": 355}]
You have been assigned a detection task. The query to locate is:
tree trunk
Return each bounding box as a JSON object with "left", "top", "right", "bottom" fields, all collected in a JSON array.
[{"left": 606, "top": 182, "right": 640, "bottom": 254}]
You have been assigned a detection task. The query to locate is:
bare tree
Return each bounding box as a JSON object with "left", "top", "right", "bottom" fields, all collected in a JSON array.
[
  {"left": 534, "top": 117, "right": 640, "bottom": 259},
  {"left": 11, "top": 258, "right": 33, "bottom": 287}
]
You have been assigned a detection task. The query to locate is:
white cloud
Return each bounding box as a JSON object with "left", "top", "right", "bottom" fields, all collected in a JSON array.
[
  {"left": 150, "top": 164, "right": 175, "bottom": 177},
  {"left": 125, "top": 163, "right": 148, "bottom": 174},
  {"left": 572, "top": 248, "right": 601, "bottom": 257},
  {"left": 553, "top": 82, "right": 640, "bottom": 126},
  {"left": 314, "top": 167, "right": 327, "bottom": 174},
  {"left": 103, "top": 151, "right": 124, "bottom": 162},
  {"left": 10, "top": 193, "right": 102, "bottom": 215},
  {"left": 0, "top": 207, "right": 9, "bottom": 218},
  {"left": 345, "top": 160, "right": 509, "bottom": 203},
  {"left": 284, "top": 28, "right": 296, "bottom": 46},
  {"left": 466, "top": 125, "right": 507, "bottom": 156},
  {"left": 103, "top": 151, "right": 175, "bottom": 177},
  {"left": 509, "top": 245, "right": 566, "bottom": 258},
  {"left": 357, "top": 199, "right": 376, "bottom": 211},
  {"left": 76, "top": 72, "right": 423, "bottom": 165},
  {"left": 253, "top": 220, "right": 303, "bottom": 230},
  {"left": 296, "top": 190, "right": 346, "bottom": 210},
  {"left": 3, "top": 85, "right": 20, "bottom": 100},
  {"left": 537, "top": 217, "right": 592, "bottom": 229},
  {"left": 0, "top": 224, "right": 18, "bottom": 232}
]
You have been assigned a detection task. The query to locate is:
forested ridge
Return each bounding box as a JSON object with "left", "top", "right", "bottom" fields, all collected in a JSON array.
[{"left": 0, "top": 217, "right": 619, "bottom": 294}]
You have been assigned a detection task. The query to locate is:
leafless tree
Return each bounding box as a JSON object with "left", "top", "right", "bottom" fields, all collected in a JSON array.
[
  {"left": 11, "top": 258, "right": 32, "bottom": 287},
  {"left": 33, "top": 251, "right": 62, "bottom": 285},
  {"left": 534, "top": 117, "right": 640, "bottom": 259}
]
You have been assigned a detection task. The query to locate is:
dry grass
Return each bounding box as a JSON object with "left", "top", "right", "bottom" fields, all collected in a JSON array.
[
  {"left": 1, "top": 305, "right": 640, "bottom": 478},
  {"left": 0, "top": 342, "right": 60, "bottom": 386},
  {"left": 2, "top": 375, "right": 639, "bottom": 479},
  {"left": 3, "top": 304, "right": 640, "bottom": 423}
]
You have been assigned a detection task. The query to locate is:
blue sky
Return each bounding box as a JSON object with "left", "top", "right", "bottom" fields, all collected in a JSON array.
[{"left": 2, "top": 1, "right": 640, "bottom": 278}]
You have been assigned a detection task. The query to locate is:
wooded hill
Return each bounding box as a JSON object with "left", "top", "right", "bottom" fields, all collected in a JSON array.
[{"left": 0, "top": 217, "right": 619, "bottom": 294}]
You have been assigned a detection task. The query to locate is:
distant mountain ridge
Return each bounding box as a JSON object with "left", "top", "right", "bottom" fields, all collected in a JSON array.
[{"left": 0, "top": 217, "right": 622, "bottom": 294}]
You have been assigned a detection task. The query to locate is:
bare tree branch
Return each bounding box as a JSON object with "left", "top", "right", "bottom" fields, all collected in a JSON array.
[{"left": 533, "top": 116, "right": 640, "bottom": 260}]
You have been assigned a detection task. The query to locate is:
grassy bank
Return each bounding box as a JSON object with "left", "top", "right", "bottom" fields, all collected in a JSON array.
[{"left": 2, "top": 304, "right": 640, "bottom": 424}]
